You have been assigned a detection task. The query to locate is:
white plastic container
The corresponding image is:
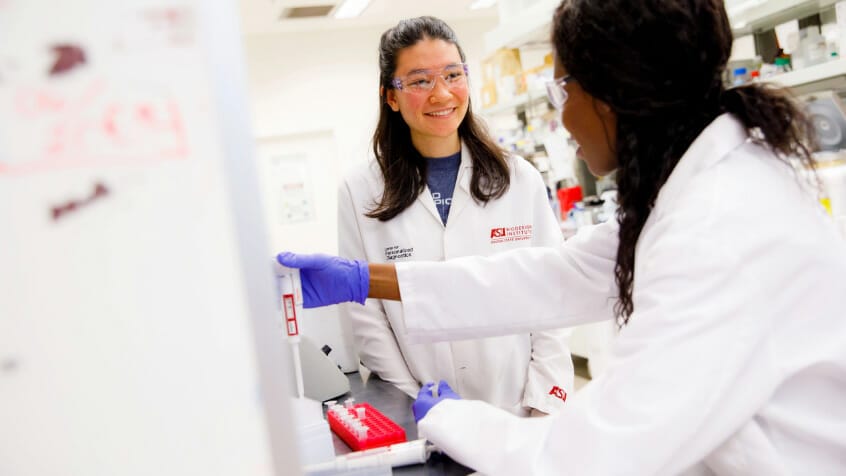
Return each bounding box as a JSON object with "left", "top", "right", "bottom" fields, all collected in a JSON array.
[{"left": 291, "top": 397, "right": 336, "bottom": 467}]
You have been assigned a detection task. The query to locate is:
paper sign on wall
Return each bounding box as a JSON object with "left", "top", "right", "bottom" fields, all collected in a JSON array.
[{"left": 270, "top": 153, "right": 316, "bottom": 224}]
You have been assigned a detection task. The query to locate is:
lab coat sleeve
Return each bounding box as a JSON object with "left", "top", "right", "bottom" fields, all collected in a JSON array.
[
  {"left": 418, "top": 399, "right": 556, "bottom": 474},
  {"left": 337, "top": 180, "right": 419, "bottom": 396},
  {"left": 521, "top": 167, "right": 575, "bottom": 414},
  {"left": 396, "top": 219, "right": 619, "bottom": 344},
  {"left": 416, "top": 203, "right": 782, "bottom": 475}
]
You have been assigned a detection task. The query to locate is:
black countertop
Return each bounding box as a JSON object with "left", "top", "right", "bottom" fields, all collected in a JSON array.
[{"left": 328, "top": 372, "right": 474, "bottom": 476}]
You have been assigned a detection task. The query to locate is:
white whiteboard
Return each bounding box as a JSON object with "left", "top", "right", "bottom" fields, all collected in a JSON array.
[{"left": 0, "top": 1, "right": 300, "bottom": 475}]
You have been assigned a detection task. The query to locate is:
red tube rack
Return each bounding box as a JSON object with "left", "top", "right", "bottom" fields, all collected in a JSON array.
[{"left": 326, "top": 402, "right": 406, "bottom": 451}]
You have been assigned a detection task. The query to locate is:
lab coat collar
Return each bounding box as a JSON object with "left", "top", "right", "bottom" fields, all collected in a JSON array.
[
  {"left": 415, "top": 142, "right": 474, "bottom": 227},
  {"left": 657, "top": 113, "right": 749, "bottom": 205},
  {"left": 448, "top": 142, "right": 475, "bottom": 223}
]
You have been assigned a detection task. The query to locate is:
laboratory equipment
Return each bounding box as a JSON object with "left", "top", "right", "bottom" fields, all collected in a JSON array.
[
  {"left": 279, "top": 269, "right": 305, "bottom": 398},
  {"left": 292, "top": 397, "right": 336, "bottom": 466},
  {"left": 303, "top": 439, "right": 433, "bottom": 474},
  {"left": 276, "top": 262, "right": 350, "bottom": 401},
  {"left": 298, "top": 335, "right": 351, "bottom": 401},
  {"left": 326, "top": 400, "right": 407, "bottom": 451},
  {"left": 556, "top": 183, "right": 583, "bottom": 219},
  {"left": 804, "top": 92, "right": 846, "bottom": 152},
  {"left": 732, "top": 67, "right": 748, "bottom": 86},
  {"left": 774, "top": 57, "right": 792, "bottom": 74}
]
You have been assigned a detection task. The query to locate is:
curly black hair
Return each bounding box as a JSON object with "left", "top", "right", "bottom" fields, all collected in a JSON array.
[{"left": 551, "top": 0, "right": 815, "bottom": 324}]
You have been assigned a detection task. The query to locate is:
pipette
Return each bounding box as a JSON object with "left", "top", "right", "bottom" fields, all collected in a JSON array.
[
  {"left": 303, "top": 439, "right": 435, "bottom": 473},
  {"left": 279, "top": 272, "right": 304, "bottom": 399}
]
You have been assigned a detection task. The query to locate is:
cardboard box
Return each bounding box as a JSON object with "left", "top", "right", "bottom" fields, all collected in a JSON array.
[
  {"left": 481, "top": 48, "right": 527, "bottom": 104},
  {"left": 481, "top": 81, "right": 498, "bottom": 108}
]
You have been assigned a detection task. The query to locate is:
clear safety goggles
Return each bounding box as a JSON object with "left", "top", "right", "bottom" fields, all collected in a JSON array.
[
  {"left": 391, "top": 63, "right": 469, "bottom": 93},
  {"left": 545, "top": 75, "right": 576, "bottom": 110}
]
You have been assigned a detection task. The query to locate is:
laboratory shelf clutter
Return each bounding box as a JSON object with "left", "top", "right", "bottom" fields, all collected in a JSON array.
[
  {"left": 482, "top": 58, "right": 846, "bottom": 115},
  {"left": 479, "top": 0, "right": 846, "bottom": 116},
  {"left": 479, "top": 85, "right": 547, "bottom": 116},
  {"left": 729, "top": 0, "right": 840, "bottom": 35}
]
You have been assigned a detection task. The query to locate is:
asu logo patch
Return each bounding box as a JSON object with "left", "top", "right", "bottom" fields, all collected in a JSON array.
[
  {"left": 548, "top": 385, "right": 568, "bottom": 403},
  {"left": 490, "top": 224, "right": 533, "bottom": 244}
]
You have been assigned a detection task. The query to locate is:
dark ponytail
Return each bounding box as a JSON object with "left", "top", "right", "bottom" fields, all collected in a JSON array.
[{"left": 553, "top": 0, "right": 817, "bottom": 324}]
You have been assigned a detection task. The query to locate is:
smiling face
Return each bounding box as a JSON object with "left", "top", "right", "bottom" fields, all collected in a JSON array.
[
  {"left": 553, "top": 57, "right": 618, "bottom": 177},
  {"left": 385, "top": 37, "right": 469, "bottom": 157}
]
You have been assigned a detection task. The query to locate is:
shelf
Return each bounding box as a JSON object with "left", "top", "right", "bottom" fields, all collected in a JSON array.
[
  {"left": 480, "top": 86, "right": 549, "bottom": 116},
  {"left": 728, "top": 0, "right": 839, "bottom": 35},
  {"left": 765, "top": 58, "right": 846, "bottom": 94},
  {"left": 483, "top": 0, "right": 839, "bottom": 51},
  {"left": 484, "top": 0, "right": 839, "bottom": 51},
  {"left": 480, "top": 1, "right": 846, "bottom": 112}
]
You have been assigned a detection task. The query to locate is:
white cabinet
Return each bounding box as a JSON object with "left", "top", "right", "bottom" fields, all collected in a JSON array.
[
  {"left": 483, "top": 0, "right": 560, "bottom": 53},
  {"left": 728, "top": 0, "right": 840, "bottom": 34},
  {"left": 728, "top": 0, "right": 846, "bottom": 94}
]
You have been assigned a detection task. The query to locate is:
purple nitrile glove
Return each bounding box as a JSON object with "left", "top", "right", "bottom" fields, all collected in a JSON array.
[
  {"left": 412, "top": 380, "right": 461, "bottom": 423},
  {"left": 276, "top": 251, "right": 369, "bottom": 308}
]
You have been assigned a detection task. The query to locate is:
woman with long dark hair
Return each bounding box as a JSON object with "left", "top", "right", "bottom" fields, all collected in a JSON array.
[
  {"left": 279, "top": 1, "right": 846, "bottom": 473},
  {"left": 336, "top": 16, "right": 575, "bottom": 417}
]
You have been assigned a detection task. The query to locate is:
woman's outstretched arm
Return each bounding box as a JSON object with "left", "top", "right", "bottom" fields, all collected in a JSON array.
[{"left": 368, "top": 263, "right": 401, "bottom": 301}]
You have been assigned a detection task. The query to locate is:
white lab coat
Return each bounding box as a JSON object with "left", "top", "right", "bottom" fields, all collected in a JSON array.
[
  {"left": 338, "top": 143, "right": 574, "bottom": 415},
  {"left": 396, "top": 115, "right": 846, "bottom": 475}
]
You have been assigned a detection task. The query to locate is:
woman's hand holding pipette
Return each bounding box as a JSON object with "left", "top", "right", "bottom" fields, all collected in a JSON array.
[{"left": 276, "top": 251, "right": 369, "bottom": 308}]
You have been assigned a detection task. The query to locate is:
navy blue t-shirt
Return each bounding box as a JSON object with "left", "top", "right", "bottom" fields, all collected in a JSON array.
[{"left": 425, "top": 151, "right": 461, "bottom": 225}]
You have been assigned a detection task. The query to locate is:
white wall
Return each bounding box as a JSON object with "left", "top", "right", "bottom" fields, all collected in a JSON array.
[
  {"left": 242, "top": 17, "right": 497, "bottom": 372},
  {"left": 244, "top": 17, "right": 497, "bottom": 175}
]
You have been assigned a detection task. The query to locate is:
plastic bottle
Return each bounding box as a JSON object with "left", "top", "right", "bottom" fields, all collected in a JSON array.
[
  {"left": 732, "top": 67, "right": 748, "bottom": 86},
  {"left": 759, "top": 62, "right": 778, "bottom": 79}
]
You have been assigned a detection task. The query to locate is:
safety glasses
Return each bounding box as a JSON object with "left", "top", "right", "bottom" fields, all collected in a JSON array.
[
  {"left": 545, "top": 75, "right": 576, "bottom": 110},
  {"left": 391, "top": 63, "right": 469, "bottom": 93}
]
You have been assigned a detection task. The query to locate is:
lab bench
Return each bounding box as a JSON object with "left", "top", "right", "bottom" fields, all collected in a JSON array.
[{"left": 328, "top": 371, "right": 474, "bottom": 475}]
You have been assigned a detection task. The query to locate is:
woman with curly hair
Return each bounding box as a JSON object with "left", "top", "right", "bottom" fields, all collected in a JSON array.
[{"left": 278, "top": 0, "right": 846, "bottom": 473}]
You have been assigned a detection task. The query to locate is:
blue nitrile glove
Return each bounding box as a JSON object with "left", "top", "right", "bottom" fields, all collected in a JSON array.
[
  {"left": 412, "top": 380, "right": 461, "bottom": 423},
  {"left": 276, "top": 251, "right": 369, "bottom": 308}
]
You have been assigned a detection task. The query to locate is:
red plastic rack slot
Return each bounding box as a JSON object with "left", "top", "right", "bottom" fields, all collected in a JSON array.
[{"left": 326, "top": 402, "right": 406, "bottom": 451}]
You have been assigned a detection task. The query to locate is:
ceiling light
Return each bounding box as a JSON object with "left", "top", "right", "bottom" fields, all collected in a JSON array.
[
  {"left": 333, "top": 0, "right": 371, "bottom": 19},
  {"left": 469, "top": 0, "right": 497, "bottom": 9}
]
